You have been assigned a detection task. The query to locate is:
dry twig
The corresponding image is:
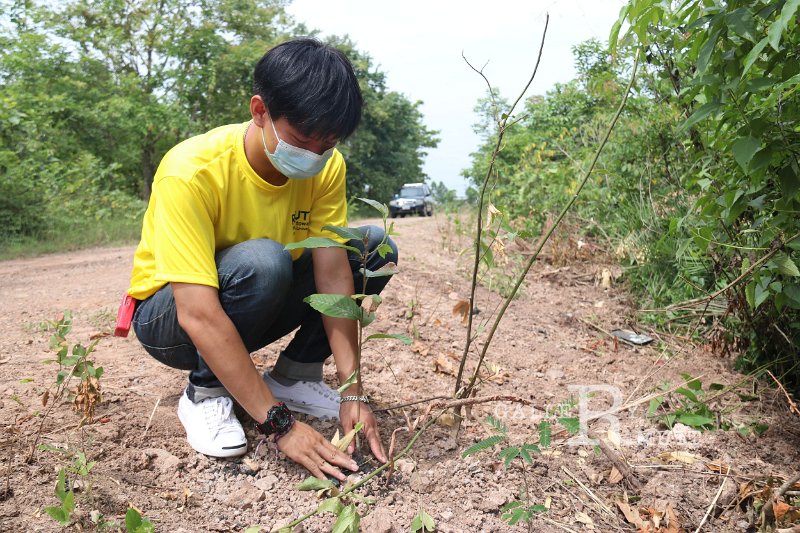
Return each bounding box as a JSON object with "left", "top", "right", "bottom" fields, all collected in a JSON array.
[
  {"left": 694, "top": 467, "right": 730, "bottom": 533},
  {"left": 591, "top": 435, "right": 642, "bottom": 490},
  {"left": 767, "top": 370, "right": 800, "bottom": 417}
]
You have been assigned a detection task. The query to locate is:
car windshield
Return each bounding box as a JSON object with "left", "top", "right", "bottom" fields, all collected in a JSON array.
[{"left": 399, "top": 187, "right": 424, "bottom": 198}]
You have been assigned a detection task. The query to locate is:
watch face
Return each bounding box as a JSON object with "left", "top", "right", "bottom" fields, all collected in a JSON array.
[{"left": 270, "top": 405, "right": 291, "bottom": 430}]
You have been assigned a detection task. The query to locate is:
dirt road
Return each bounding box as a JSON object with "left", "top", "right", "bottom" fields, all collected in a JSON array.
[{"left": 1, "top": 214, "right": 798, "bottom": 532}]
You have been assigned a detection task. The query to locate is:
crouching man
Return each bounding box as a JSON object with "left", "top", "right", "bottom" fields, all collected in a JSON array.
[{"left": 126, "top": 38, "right": 394, "bottom": 481}]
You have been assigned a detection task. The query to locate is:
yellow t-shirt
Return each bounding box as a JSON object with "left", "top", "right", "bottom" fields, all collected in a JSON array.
[{"left": 128, "top": 121, "right": 348, "bottom": 300}]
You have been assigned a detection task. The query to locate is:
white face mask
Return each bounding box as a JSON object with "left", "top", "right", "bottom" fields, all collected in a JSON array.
[{"left": 260, "top": 117, "right": 334, "bottom": 180}]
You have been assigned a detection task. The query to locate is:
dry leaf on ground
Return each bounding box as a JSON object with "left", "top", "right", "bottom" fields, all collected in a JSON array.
[
  {"left": 433, "top": 356, "right": 455, "bottom": 376},
  {"left": 658, "top": 451, "right": 702, "bottom": 464},
  {"left": 452, "top": 299, "right": 470, "bottom": 325}
]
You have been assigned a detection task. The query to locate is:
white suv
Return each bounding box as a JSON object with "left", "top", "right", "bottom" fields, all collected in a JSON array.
[{"left": 389, "top": 183, "right": 433, "bottom": 218}]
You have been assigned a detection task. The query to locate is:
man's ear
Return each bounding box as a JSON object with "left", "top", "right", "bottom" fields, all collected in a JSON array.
[{"left": 250, "top": 95, "right": 269, "bottom": 128}]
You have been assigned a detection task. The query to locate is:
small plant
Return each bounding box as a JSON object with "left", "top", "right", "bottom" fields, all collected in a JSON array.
[
  {"left": 42, "top": 449, "right": 154, "bottom": 531},
  {"left": 29, "top": 312, "right": 104, "bottom": 462},
  {"left": 44, "top": 469, "right": 75, "bottom": 526},
  {"left": 276, "top": 198, "right": 410, "bottom": 530},
  {"left": 462, "top": 413, "right": 579, "bottom": 528},
  {"left": 410, "top": 509, "right": 435, "bottom": 532},
  {"left": 647, "top": 374, "right": 768, "bottom": 435},
  {"left": 42, "top": 311, "right": 104, "bottom": 424},
  {"left": 124, "top": 507, "right": 155, "bottom": 533}
]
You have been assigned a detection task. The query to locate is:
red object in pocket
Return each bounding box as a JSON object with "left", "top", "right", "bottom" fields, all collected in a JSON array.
[{"left": 114, "top": 293, "right": 137, "bottom": 337}]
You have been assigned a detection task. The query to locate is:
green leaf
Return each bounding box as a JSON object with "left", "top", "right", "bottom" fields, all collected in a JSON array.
[
  {"left": 558, "top": 417, "right": 581, "bottom": 434},
  {"left": 519, "top": 443, "right": 540, "bottom": 464},
  {"left": 285, "top": 237, "right": 361, "bottom": 254},
  {"left": 676, "top": 413, "right": 715, "bottom": 428},
  {"left": 461, "top": 434, "right": 506, "bottom": 457},
  {"left": 778, "top": 164, "right": 800, "bottom": 199},
  {"left": 675, "top": 387, "right": 700, "bottom": 403},
  {"left": 332, "top": 503, "right": 360, "bottom": 533},
  {"left": 361, "top": 266, "right": 398, "bottom": 278},
  {"left": 296, "top": 477, "right": 336, "bottom": 491},
  {"left": 485, "top": 415, "right": 508, "bottom": 434},
  {"left": 775, "top": 253, "right": 800, "bottom": 277},
  {"left": 304, "top": 294, "right": 362, "bottom": 320},
  {"left": 530, "top": 504, "right": 548, "bottom": 513},
  {"left": 538, "top": 420, "right": 552, "bottom": 448},
  {"left": 725, "top": 7, "right": 757, "bottom": 41},
  {"left": 376, "top": 242, "right": 394, "bottom": 259},
  {"left": 365, "top": 333, "right": 412, "bottom": 344},
  {"left": 317, "top": 497, "right": 343, "bottom": 515},
  {"left": 322, "top": 225, "right": 364, "bottom": 242},
  {"left": 125, "top": 508, "right": 143, "bottom": 530},
  {"left": 243, "top": 527, "right": 263, "bottom": 533},
  {"left": 732, "top": 136, "right": 760, "bottom": 171},
  {"left": 742, "top": 37, "right": 769, "bottom": 77},
  {"left": 680, "top": 102, "right": 720, "bottom": 132},
  {"left": 499, "top": 446, "right": 521, "bottom": 466},
  {"left": 745, "top": 280, "right": 756, "bottom": 308},
  {"left": 608, "top": 4, "right": 629, "bottom": 54},
  {"left": 54, "top": 468, "right": 67, "bottom": 500},
  {"left": 361, "top": 310, "right": 376, "bottom": 326},
  {"left": 683, "top": 374, "right": 702, "bottom": 391},
  {"left": 358, "top": 197, "right": 389, "bottom": 217},
  {"left": 696, "top": 29, "right": 721, "bottom": 74},
  {"left": 45, "top": 506, "right": 70, "bottom": 525},
  {"left": 411, "top": 510, "right": 435, "bottom": 532},
  {"left": 767, "top": 0, "right": 800, "bottom": 51}
]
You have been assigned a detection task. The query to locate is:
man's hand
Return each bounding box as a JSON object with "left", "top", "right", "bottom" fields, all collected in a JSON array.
[
  {"left": 276, "top": 421, "right": 358, "bottom": 481},
  {"left": 340, "top": 401, "right": 387, "bottom": 463}
]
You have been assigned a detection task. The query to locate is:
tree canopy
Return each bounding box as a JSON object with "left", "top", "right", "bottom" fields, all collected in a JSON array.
[{"left": 0, "top": 0, "right": 437, "bottom": 244}]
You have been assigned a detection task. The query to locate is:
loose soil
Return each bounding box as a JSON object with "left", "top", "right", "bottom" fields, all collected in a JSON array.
[{"left": 1, "top": 214, "right": 798, "bottom": 532}]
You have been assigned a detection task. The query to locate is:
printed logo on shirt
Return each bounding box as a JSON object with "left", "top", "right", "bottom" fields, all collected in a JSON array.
[{"left": 292, "top": 210, "right": 311, "bottom": 232}]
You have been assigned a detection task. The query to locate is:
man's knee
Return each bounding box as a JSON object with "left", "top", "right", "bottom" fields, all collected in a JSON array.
[{"left": 216, "top": 238, "right": 293, "bottom": 293}]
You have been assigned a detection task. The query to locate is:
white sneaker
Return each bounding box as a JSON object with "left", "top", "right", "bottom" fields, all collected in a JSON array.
[
  {"left": 177, "top": 392, "right": 247, "bottom": 458},
  {"left": 262, "top": 372, "right": 341, "bottom": 420}
]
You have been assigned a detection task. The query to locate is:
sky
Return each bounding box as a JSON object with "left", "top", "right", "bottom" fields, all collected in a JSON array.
[{"left": 287, "top": 0, "right": 628, "bottom": 194}]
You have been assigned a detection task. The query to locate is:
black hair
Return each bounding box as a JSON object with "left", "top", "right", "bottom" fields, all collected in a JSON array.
[{"left": 253, "top": 38, "right": 363, "bottom": 140}]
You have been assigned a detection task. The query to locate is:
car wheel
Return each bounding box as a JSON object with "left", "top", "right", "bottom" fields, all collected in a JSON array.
[{"left": 426, "top": 205, "right": 433, "bottom": 217}]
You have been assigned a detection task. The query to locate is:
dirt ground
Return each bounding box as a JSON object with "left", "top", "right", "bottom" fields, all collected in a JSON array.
[{"left": 1, "top": 214, "right": 799, "bottom": 532}]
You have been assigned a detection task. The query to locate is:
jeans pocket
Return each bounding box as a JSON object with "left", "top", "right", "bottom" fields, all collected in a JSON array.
[{"left": 138, "top": 341, "right": 198, "bottom": 371}]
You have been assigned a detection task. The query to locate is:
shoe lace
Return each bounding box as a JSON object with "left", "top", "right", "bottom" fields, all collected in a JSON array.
[
  {"left": 306, "top": 381, "right": 340, "bottom": 403},
  {"left": 203, "top": 397, "right": 238, "bottom": 434}
]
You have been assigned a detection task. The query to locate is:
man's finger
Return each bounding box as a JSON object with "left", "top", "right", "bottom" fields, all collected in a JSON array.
[
  {"left": 319, "top": 441, "right": 358, "bottom": 472},
  {"left": 340, "top": 412, "right": 356, "bottom": 454},
  {"left": 366, "top": 423, "right": 387, "bottom": 463},
  {"left": 319, "top": 459, "right": 346, "bottom": 481},
  {"left": 304, "top": 452, "right": 328, "bottom": 480}
]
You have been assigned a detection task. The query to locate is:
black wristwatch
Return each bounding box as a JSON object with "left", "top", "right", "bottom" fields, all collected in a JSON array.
[{"left": 256, "top": 402, "right": 295, "bottom": 442}]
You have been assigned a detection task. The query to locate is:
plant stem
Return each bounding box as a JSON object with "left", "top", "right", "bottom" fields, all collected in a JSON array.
[
  {"left": 454, "top": 13, "right": 550, "bottom": 398},
  {"left": 461, "top": 51, "right": 640, "bottom": 399},
  {"left": 272, "top": 409, "right": 445, "bottom": 533}
]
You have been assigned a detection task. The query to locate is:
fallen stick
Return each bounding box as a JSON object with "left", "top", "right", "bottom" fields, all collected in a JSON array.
[
  {"left": 375, "top": 394, "right": 537, "bottom": 413},
  {"left": 561, "top": 465, "right": 616, "bottom": 519},
  {"left": 767, "top": 370, "right": 800, "bottom": 417},
  {"left": 430, "top": 395, "right": 535, "bottom": 410},
  {"left": 539, "top": 516, "right": 580, "bottom": 533},
  {"left": 591, "top": 434, "right": 642, "bottom": 490},
  {"left": 694, "top": 471, "right": 729, "bottom": 533},
  {"left": 373, "top": 395, "right": 450, "bottom": 413},
  {"left": 762, "top": 472, "right": 800, "bottom": 526},
  {"left": 143, "top": 397, "right": 161, "bottom": 438}
]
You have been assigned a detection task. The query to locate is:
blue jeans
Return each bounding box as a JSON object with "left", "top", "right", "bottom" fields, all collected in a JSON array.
[{"left": 132, "top": 225, "right": 398, "bottom": 401}]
